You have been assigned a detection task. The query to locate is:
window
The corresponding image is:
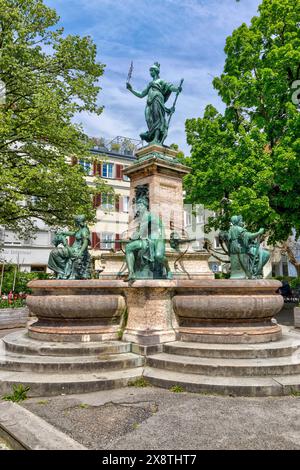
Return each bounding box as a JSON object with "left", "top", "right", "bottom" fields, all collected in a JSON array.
[
  {"left": 196, "top": 212, "right": 204, "bottom": 224},
  {"left": 79, "top": 160, "right": 92, "bottom": 175},
  {"left": 214, "top": 237, "right": 221, "bottom": 248},
  {"left": 184, "top": 211, "right": 192, "bottom": 227},
  {"left": 123, "top": 196, "right": 130, "bottom": 213},
  {"left": 101, "top": 232, "right": 114, "bottom": 250},
  {"left": 30, "top": 265, "right": 46, "bottom": 272},
  {"left": 102, "top": 163, "right": 114, "bottom": 178},
  {"left": 282, "top": 262, "right": 289, "bottom": 277},
  {"left": 272, "top": 263, "right": 280, "bottom": 277},
  {"left": 123, "top": 167, "right": 130, "bottom": 182},
  {"left": 101, "top": 194, "right": 114, "bottom": 210}
]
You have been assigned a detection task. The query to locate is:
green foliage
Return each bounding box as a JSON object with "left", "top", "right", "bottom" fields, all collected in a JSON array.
[
  {"left": 185, "top": 0, "right": 300, "bottom": 245},
  {"left": 290, "top": 277, "right": 300, "bottom": 289},
  {"left": 0, "top": 299, "right": 26, "bottom": 309},
  {"left": 0, "top": 265, "right": 51, "bottom": 294},
  {"left": 0, "top": 0, "right": 108, "bottom": 236},
  {"left": 2, "top": 384, "right": 30, "bottom": 402},
  {"left": 214, "top": 272, "right": 230, "bottom": 279},
  {"left": 128, "top": 377, "right": 150, "bottom": 388},
  {"left": 170, "top": 385, "right": 184, "bottom": 393},
  {"left": 290, "top": 388, "right": 300, "bottom": 397}
]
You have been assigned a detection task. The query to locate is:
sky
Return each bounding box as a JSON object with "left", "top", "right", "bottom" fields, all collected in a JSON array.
[{"left": 45, "top": 0, "right": 262, "bottom": 152}]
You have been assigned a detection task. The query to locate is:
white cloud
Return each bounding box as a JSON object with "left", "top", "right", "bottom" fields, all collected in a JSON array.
[{"left": 46, "top": 0, "right": 261, "bottom": 152}]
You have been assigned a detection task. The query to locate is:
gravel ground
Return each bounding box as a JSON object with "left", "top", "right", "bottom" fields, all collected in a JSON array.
[{"left": 21, "top": 386, "right": 300, "bottom": 450}]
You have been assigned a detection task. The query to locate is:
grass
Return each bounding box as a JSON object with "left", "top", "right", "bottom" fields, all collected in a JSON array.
[
  {"left": 78, "top": 403, "right": 90, "bottom": 409},
  {"left": 117, "top": 330, "right": 123, "bottom": 340},
  {"left": 2, "top": 384, "right": 30, "bottom": 402},
  {"left": 170, "top": 385, "right": 184, "bottom": 393},
  {"left": 290, "top": 389, "right": 300, "bottom": 397},
  {"left": 128, "top": 377, "right": 150, "bottom": 388},
  {"left": 37, "top": 400, "right": 49, "bottom": 405}
]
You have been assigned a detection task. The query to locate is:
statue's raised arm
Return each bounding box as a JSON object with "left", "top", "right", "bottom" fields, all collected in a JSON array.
[{"left": 126, "top": 62, "right": 183, "bottom": 145}]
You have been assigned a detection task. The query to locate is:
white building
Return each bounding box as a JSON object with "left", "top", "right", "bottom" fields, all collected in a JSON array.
[
  {"left": 0, "top": 136, "right": 140, "bottom": 272},
  {"left": 0, "top": 221, "right": 54, "bottom": 272}
]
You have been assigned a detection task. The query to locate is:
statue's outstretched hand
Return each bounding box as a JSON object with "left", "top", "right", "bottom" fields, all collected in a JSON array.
[
  {"left": 126, "top": 82, "right": 132, "bottom": 91},
  {"left": 259, "top": 228, "right": 265, "bottom": 235},
  {"left": 166, "top": 106, "right": 175, "bottom": 115}
]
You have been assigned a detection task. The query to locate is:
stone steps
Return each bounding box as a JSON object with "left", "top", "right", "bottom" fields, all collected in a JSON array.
[
  {"left": 0, "top": 367, "right": 144, "bottom": 397},
  {"left": 163, "top": 337, "right": 300, "bottom": 359},
  {"left": 146, "top": 351, "right": 300, "bottom": 377},
  {"left": 0, "top": 343, "right": 144, "bottom": 373},
  {"left": 143, "top": 367, "right": 300, "bottom": 397},
  {"left": 3, "top": 331, "right": 131, "bottom": 356}
]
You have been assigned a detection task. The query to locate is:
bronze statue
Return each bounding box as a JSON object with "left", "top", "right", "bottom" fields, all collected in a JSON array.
[
  {"left": 220, "top": 215, "right": 270, "bottom": 279},
  {"left": 125, "top": 186, "right": 172, "bottom": 281},
  {"left": 126, "top": 62, "right": 183, "bottom": 145},
  {"left": 48, "top": 215, "right": 91, "bottom": 279}
]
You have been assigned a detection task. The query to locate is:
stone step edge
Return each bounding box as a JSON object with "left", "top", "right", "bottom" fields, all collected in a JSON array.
[
  {"left": 143, "top": 367, "right": 300, "bottom": 397},
  {"left": 163, "top": 344, "right": 300, "bottom": 359},
  {"left": 163, "top": 337, "right": 300, "bottom": 351},
  {"left": 0, "top": 351, "right": 142, "bottom": 364},
  {"left": 0, "top": 367, "right": 144, "bottom": 397},
  {"left": 147, "top": 352, "right": 300, "bottom": 367}
]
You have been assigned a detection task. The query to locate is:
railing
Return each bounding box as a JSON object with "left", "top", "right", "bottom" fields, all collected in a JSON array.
[{"left": 280, "top": 288, "right": 300, "bottom": 303}]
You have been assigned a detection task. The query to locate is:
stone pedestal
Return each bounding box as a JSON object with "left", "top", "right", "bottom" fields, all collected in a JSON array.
[
  {"left": 105, "top": 144, "right": 214, "bottom": 281},
  {"left": 123, "top": 144, "right": 190, "bottom": 233},
  {"left": 122, "top": 281, "right": 178, "bottom": 349},
  {"left": 99, "top": 250, "right": 214, "bottom": 280}
]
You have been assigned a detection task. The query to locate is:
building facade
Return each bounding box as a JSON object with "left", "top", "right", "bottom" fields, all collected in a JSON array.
[{"left": 0, "top": 136, "right": 140, "bottom": 273}]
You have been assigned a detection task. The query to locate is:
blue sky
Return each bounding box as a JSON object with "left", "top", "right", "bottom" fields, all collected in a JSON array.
[{"left": 45, "top": 0, "right": 261, "bottom": 152}]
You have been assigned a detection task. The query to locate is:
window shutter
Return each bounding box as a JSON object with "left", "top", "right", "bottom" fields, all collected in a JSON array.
[
  {"left": 115, "top": 195, "right": 120, "bottom": 212},
  {"left": 97, "top": 162, "right": 102, "bottom": 176},
  {"left": 116, "top": 164, "right": 123, "bottom": 180},
  {"left": 119, "top": 196, "right": 123, "bottom": 212},
  {"left": 93, "top": 194, "right": 101, "bottom": 208},
  {"left": 93, "top": 161, "right": 97, "bottom": 175},
  {"left": 115, "top": 233, "right": 121, "bottom": 251},
  {"left": 92, "top": 232, "right": 100, "bottom": 249},
  {"left": 69, "top": 235, "right": 75, "bottom": 246}
]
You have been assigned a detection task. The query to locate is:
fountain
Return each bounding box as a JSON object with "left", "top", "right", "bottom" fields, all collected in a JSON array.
[{"left": 0, "top": 62, "right": 300, "bottom": 397}]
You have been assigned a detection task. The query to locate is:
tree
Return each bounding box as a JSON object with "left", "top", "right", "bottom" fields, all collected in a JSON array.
[
  {"left": 0, "top": 0, "right": 108, "bottom": 236},
  {"left": 185, "top": 0, "right": 300, "bottom": 270}
]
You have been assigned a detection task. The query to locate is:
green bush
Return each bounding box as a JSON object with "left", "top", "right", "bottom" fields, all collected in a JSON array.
[
  {"left": 214, "top": 272, "right": 230, "bottom": 279},
  {"left": 0, "top": 265, "right": 51, "bottom": 294},
  {"left": 290, "top": 277, "right": 300, "bottom": 289},
  {"left": 0, "top": 299, "right": 26, "bottom": 309}
]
